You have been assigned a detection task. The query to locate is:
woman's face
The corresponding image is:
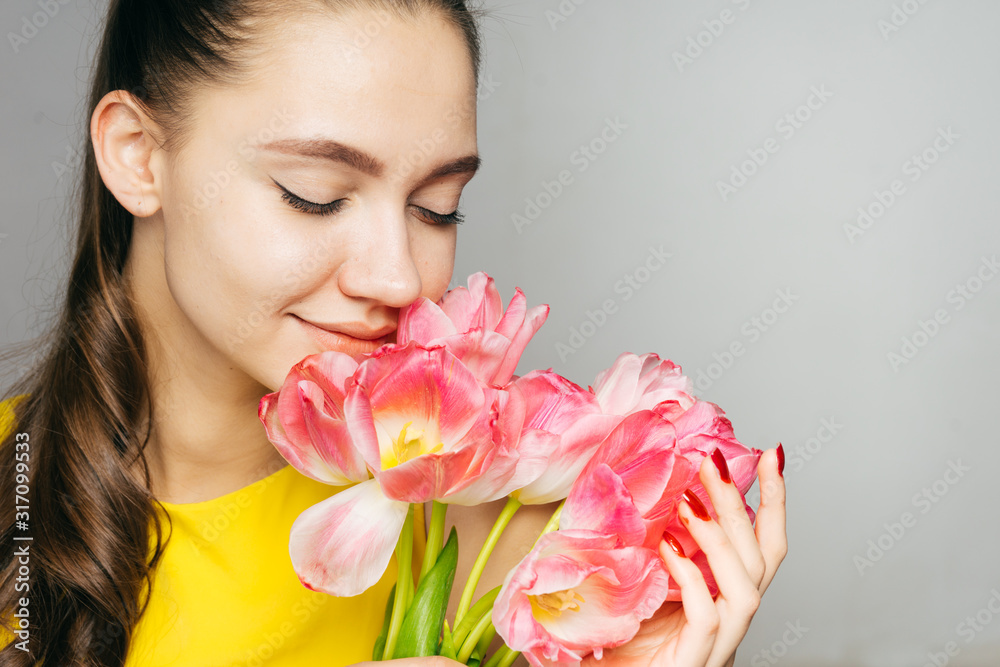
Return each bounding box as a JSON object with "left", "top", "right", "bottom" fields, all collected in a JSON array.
[{"left": 134, "top": 8, "right": 479, "bottom": 392}]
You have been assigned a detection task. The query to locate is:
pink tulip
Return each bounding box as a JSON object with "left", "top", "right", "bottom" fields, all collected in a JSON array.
[
  {"left": 504, "top": 370, "right": 622, "bottom": 505},
  {"left": 562, "top": 407, "right": 762, "bottom": 601},
  {"left": 561, "top": 410, "right": 695, "bottom": 548},
  {"left": 258, "top": 350, "right": 369, "bottom": 486},
  {"left": 287, "top": 477, "right": 408, "bottom": 597},
  {"left": 397, "top": 272, "right": 549, "bottom": 386},
  {"left": 260, "top": 342, "right": 547, "bottom": 596},
  {"left": 654, "top": 399, "right": 763, "bottom": 595},
  {"left": 493, "top": 529, "right": 670, "bottom": 667},
  {"left": 590, "top": 352, "right": 696, "bottom": 418},
  {"left": 660, "top": 399, "right": 762, "bottom": 495}
]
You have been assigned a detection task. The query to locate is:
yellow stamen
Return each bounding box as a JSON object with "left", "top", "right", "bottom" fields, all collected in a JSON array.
[
  {"left": 529, "top": 589, "right": 586, "bottom": 618},
  {"left": 382, "top": 421, "right": 444, "bottom": 469}
]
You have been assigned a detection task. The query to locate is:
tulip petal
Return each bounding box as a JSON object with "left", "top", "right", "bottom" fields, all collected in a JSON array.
[
  {"left": 288, "top": 479, "right": 407, "bottom": 597},
  {"left": 494, "top": 286, "right": 528, "bottom": 340},
  {"left": 377, "top": 437, "right": 489, "bottom": 502},
  {"left": 584, "top": 411, "right": 678, "bottom": 514},
  {"left": 297, "top": 381, "right": 370, "bottom": 482},
  {"left": 397, "top": 296, "right": 458, "bottom": 345},
  {"left": 439, "top": 271, "right": 503, "bottom": 331},
  {"left": 562, "top": 464, "right": 646, "bottom": 545},
  {"left": 260, "top": 387, "right": 363, "bottom": 486},
  {"left": 507, "top": 370, "right": 620, "bottom": 505},
  {"left": 494, "top": 530, "right": 669, "bottom": 667},
  {"left": 434, "top": 328, "right": 513, "bottom": 388},
  {"left": 592, "top": 352, "right": 694, "bottom": 416},
  {"left": 493, "top": 303, "right": 549, "bottom": 385},
  {"left": 355, "top": 344, "right": 486, "bottom": 468}
]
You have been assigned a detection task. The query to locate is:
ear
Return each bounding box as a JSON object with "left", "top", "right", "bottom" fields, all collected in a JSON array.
[{"left": 90, "top": 90, "right": 166, "bottom": 218}]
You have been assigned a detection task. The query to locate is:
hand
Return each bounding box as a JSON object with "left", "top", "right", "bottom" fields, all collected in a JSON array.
[{"left": 582, "top": 446, "right": 787, "bottom": 667}]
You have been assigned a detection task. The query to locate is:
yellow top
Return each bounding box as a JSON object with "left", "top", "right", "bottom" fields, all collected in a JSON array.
[{"left": 1, "top": 395, "right": 405, "bottom": 666}]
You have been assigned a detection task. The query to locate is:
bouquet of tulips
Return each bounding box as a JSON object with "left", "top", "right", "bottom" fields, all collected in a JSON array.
[{"left": 258, "top": 272, "right": 762, "bottom": 667}]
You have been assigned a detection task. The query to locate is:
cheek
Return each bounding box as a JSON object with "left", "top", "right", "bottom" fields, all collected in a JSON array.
[{"left": 161, "top": 176, "right": 331, "bottom": 348}]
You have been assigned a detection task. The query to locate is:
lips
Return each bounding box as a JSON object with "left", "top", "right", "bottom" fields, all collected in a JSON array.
[{"left": 293, "top": 315, "right": 392, "bottom": 358}]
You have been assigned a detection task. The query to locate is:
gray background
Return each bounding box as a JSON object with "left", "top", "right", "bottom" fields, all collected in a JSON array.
[{"left": 3, "top": 1, "right": 999, "bottom": 665}]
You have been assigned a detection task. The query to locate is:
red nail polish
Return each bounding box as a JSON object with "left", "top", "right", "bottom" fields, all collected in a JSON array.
[
  {"left": 662, "top": 530, "right": 687, "bottom": 558},
  {"left": 776, "top": 443, "right": 785, "bottom": 478},
  {"left": 682, "top": 489, "right": 711, "bottom": 521},
  {"left": 711, "top": 448, "right": 732, "bottom": 484}
]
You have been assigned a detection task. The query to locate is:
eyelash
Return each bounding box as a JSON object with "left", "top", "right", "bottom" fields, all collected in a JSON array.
[{"left": 273, "top": 180, "right": 465, "bottom": 225}]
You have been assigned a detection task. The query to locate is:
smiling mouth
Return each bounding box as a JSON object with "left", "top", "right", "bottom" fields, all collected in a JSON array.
[{"left": 292, "top": 315, "right": 392, "bottom": 358}]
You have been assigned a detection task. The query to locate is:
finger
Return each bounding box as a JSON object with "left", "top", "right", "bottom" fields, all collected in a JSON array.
[
  {"left": 753, "top": 446, "right": 787, "bottom": 594},
  {"left": 656, "top": 533, "right": 718, "bottom": 667},
  {"left": 698, "top": 449, "right": 767, "bottom": 588},
  {"left": 678, "top": 491, "right": 760, "bottom": 640}
]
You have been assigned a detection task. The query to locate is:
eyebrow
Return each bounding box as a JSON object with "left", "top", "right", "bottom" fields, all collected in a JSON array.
[{"left": 259, "top": 137, "right": 481, "bottom": 182}]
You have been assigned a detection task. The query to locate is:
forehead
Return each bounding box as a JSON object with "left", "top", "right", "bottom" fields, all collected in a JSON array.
[{"left": 184, "top": 7, "right": 478, "bottom": 169}]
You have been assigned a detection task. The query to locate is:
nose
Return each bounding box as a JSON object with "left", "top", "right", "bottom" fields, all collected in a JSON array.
[{"left": 337, "top": 212, "right": 423, "bottom": 309}]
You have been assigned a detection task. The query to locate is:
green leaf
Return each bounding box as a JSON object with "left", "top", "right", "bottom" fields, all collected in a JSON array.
[
  {"left": 394, "top": 527, "right": 459, "bottom": 657},
  {"left": 440, "top": 620, "right": 458, "bottom": 660},
  {"left": 372, "top": 583, "right": 396, "bottom": 661}
]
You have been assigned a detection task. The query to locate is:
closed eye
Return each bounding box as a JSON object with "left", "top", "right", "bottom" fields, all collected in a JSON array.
[
  {"left": 272, "top": 178, "right": 464, "bottom": 225},
  {"left": 272, "top": 178, "right": 345, "bottom": 217}
]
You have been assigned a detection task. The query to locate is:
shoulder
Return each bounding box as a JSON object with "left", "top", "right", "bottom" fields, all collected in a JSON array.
[{"left": 0, "top": 394, "right": 28, "bottom": 440}]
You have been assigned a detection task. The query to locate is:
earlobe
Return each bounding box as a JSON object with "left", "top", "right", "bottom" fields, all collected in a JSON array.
[{"left": 90, "top": 90, "right": 165, "bottom": 218}]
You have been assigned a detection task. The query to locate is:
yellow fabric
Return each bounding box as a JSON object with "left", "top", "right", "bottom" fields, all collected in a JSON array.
[{"left": 0, "top": 395, "right": 414, "bottom": 666}]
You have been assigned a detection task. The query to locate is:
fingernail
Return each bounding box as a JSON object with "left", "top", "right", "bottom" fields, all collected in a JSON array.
[
  {"left": 711, "top": 448, "right": 732, "bottom": 484},
  {"left": 662, "top": 530, "right": 687, "bottom": 558},
  {"left": 776, "top": 443, "right": 785, "bottom": 478},
  {"left": 682, "top": 488, "right": 712, "bottom": 521}
]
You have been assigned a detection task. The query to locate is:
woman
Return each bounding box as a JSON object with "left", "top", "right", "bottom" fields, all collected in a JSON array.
[{"left": 0, "top": 0, "right": 787, "bottom": 665}]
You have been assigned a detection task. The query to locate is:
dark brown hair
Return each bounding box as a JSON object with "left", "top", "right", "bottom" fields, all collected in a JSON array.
[{"left": 0, "top": 1, "right": 485, "bottom": 664}]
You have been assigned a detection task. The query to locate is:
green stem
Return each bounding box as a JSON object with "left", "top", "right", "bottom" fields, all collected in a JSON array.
[
  {"left": 484, "top": 645, "right": 515, "bottom": 667},
  {"left": 419, "top": 501, "right": 448, "bottom": 583},
  {"left": 496, "top": 647, "right": 521, "bottom": 667},
  {"left": 535, "top": 500, "right": 564, "bottom": 544},
  {"left": 475, "top": 624, "right": 496, "bottom": 660},
  {"left": 455, "top": 496, "right": 522, "bottom": 626},
  {"left": 382, "top": 504, "right": 414, "bottom": 660},
  {"left": 457, "top": 612, "right": 494, "bottom": 663},
  {"left": 451, "top": 585, "right": 500, "bottom": 647}
]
